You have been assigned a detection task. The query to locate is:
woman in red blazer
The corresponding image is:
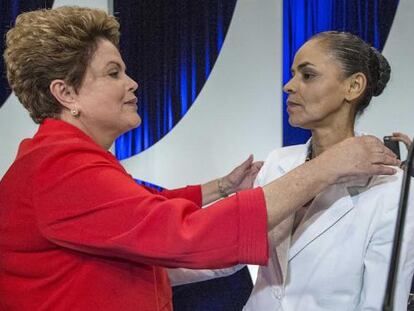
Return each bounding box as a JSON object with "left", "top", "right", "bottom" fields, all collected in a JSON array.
[{"left": 0, "top": 6, "right": 399, "bottom": 311}]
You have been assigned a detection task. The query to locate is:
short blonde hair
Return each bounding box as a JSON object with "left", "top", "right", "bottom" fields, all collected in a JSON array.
[{"left": 4, "top": 6, "right": 120, "bottom": 123}]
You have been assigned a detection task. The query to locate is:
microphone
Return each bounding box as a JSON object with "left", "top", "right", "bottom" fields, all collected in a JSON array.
[{"left": 382, "top": 140, "right": 414, "bottom": 311}]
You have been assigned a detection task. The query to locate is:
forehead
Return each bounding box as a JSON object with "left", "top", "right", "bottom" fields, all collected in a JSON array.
[
  {"left": 89, "top": 39, "right": 124, "bottom": 69},
  {"left": 292, "top": 39, "right": 338, "bottom": 70}
]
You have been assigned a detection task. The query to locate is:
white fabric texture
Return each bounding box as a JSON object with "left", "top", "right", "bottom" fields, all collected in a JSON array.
[{"left": 244, "top": 142, "right": 414, "bottom": 311}]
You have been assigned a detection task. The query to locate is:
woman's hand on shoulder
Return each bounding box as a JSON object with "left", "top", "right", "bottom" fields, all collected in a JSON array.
[{"left": 315, "top": 135, "right": 401, "bottom": 184}]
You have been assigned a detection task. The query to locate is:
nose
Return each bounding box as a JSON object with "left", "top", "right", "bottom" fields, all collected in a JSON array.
[
  {"left": 283, "top": 76, "right": 295, "bottom": 94},
  {"left": 127, "top": 74, "right": 139, "bottom": 93}
]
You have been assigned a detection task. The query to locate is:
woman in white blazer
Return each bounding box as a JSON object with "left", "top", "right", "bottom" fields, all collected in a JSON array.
[
  {"left": 167, "top": 31, "right": 412, "bottom": 310},
  {"left": 243, "top": 31, "right": 414, "bottom": 311}
]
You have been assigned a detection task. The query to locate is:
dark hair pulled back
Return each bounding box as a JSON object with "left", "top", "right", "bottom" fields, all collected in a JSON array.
[{"left": 311, "top": 31, "right": 391, "bottom": 114}]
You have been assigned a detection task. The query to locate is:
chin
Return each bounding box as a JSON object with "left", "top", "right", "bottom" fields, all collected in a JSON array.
[
  {"left": 118, "top": 116, "right": 142, "bottom": 135},
  {"left": 128, "top": 114, "right": 142, "bottom": 128},
  {"left": 288, "top": 116, "right": 302, "bottom": 128},
  {"left": 288, "top": 116, "right": 312, "bottom": 130},
  {"left": 131, "top": 115, "right": 142, "bottom": 128}
]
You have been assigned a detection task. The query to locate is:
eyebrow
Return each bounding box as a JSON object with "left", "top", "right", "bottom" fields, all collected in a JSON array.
[
  {"left": 291, "top": 61, "right": 316, "bottom": 72},
  {"left": 105, "top": 61, "right": 126, "bottom": 71}
]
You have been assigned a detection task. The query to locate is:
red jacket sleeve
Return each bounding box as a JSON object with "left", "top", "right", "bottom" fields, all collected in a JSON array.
[
  {"left": 33, "top": 143, "right": 268, "bottom": 269},
  {"left": 143, "top": 185, "right": 202, "bottom": 207}
]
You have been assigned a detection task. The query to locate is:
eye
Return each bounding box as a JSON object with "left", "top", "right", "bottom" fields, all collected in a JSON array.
[
  {"left": 302, "top": 72, "right": 315, "bottom": 81},
  {"left": 109, "top": 70, "right": 119, "bottom": 78}
]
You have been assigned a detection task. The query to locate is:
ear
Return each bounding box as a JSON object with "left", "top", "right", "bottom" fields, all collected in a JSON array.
[
  {"left": 49, "top": 79, "right": 77, "bottom": 111},
  {"left": 345, "top": 72, "right": 367, "bottom": 102}
]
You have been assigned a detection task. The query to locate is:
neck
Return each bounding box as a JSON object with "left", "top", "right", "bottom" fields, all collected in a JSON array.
[
  {"left": 59, "top": 113, "right": 116, "bottom": 150},
  {"left": 311, "top": 125, "right": 355, "bottom": 158}
]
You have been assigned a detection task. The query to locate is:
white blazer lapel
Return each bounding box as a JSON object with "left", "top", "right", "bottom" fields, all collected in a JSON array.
[
  {"left": 269, "top": 215, "right": 294, "bottom": 284},
  {"left": 277, "top": 144, "right": 308, "bottom": 174},
  {"left": 288, "top": 184, "right": 354, "bottom": 260},
  {"left": 270, "top": 143, "right": 308, "bottom": 283}
]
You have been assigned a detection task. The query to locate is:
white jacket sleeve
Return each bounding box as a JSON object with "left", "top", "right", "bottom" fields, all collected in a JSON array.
[
  {"left": 359, "top": 183, "right": 414, "bottom": 310},
  {"left": 168, "top": 265, "right": 246, "bottom": 286}
]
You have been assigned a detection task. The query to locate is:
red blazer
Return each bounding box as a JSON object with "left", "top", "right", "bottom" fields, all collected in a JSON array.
[{"left": 0, "top": 119, "right": 268, "bottom": 311}]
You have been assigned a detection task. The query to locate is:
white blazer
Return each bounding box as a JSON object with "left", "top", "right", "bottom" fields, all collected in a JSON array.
[{"left": 244, "top": 142, "right": 414, "bottom": 311}]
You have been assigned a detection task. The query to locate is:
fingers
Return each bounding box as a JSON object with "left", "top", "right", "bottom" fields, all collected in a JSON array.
[
  {"left": 369, "top": 164, "right": 397, "bottom": 176},
  {"left": 238, "top": 154, "right": 254, "bottom": 169},
  {"left": 392, "top": 132, "right": 411, "bottom": 140},
  {"left": 362, "top": 135, "right": 399, "bottom": 162},
  {"left": 330, "top": 136, "right": 400, "bottom": 181},
  {"left": 247, "top": 168, "right": 260, "bottom": 181},
  {"left": 392, "top": 132, "right": 405, "bottom": 138},
  {"left": 337, "top": 164, "right": 397, "bottom": 183},
  {"left": 367, "top": 139, "right": 400, "bottom": 166},
  {"left": 251, "top": 163, "right": 262, "bottom": 175},
  {"left": 361, "top": 137, "right": 401, "bottom": 176},
  {"left": 381, "top": 146, "right": 399, "bottom": 160},
  {"left": 238, "top": 156, "right": 262, "bottom": 173},
  {"left": 245, "top": 161, "right": 263, "bottom": 178},
  {"left": 374, "top": 145, "right": 395, "bottom": 158},
  {"left": 252, "top": 161, "right": 264, "bottom": 170},
  {"left": 229, "top": 155, "right": 254, "bottom": 177},
  {"left": 370, "top": 153, "right": 401, "bottom": 166},
  {"left": 391, "top": 132, "right": 412, "bottom": 149}
]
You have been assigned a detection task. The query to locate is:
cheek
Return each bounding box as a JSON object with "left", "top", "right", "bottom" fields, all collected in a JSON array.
[
  {"left": 304, "top": 83, "right": 344, "bottom": 113},
  {"left": 93, "top": 81, "right": 125, "bottom": 100},
  {"left": 300, "top": 89, "right": 325, "bottom": 114},
  {"left": 98, "top": 90, "right": 125, "bottom": 110}
]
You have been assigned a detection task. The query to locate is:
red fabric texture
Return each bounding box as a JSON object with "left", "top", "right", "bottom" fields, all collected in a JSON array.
[{"left": 0, "top": 119, "right": 268, "bottom": 310}]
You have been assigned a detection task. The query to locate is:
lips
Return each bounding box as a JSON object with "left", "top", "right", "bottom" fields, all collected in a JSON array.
[
  {"left": 286, "top": 99, "right": 301, "bottom": 113},
  {"left": 287, "top": 101, "right": 300, "bottom": 107},
  {"left": 124, "top": 98, "right": 138, "bottom": 106},
  {"left": 286, "top": 99, "right": 300, "bottom": 106}
]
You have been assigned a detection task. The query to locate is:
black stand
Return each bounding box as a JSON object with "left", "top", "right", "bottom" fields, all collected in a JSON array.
[{"left": 383, "top": 141, "right": 414, "bottom": 311}]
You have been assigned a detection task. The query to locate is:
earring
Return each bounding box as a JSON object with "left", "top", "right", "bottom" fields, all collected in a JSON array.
[{"left": 70, "top": 108, "right": 80, "bottom": 117}]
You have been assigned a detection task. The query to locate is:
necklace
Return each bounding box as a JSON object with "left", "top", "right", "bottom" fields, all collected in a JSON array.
[{"left": 306, "top": 140, "right": 313, "bottom": 162}]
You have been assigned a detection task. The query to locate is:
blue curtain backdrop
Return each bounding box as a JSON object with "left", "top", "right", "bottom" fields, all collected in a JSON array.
[
  {"left": 0, "top": 0, "right": 54, "bottom": 109},
  {"left": 113, "top": 1, "right": 401, "bottom": 310},
  {"left": 0, "top": 1, "right": 402, "bottom": 311},
  {"left": 283, "top": 0, "right": 399, "bottom": 146},
  {"left": 114, "top": 0, "right": 238, "bottom": 161},
  {"left": 113, "top": 1, "right": 255, "bottom": 310}
]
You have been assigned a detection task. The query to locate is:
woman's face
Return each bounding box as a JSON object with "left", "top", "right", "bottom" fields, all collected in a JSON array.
[
  {"left": 74, "top": 39, "right": 140, "bottom": 138},
  {"left": 284, "top": 39, "right": 351, "bottom": 130}
]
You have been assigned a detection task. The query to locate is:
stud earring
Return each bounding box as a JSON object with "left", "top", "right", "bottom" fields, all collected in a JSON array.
[{"left": 70, "top": 108, "right": 80, "bottom": 117}]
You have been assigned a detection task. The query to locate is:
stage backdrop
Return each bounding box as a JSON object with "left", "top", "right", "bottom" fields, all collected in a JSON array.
[
  {"left": 2, "top": 1, "right": 413, "bottom": 197},
  {"left": 119, "top": 0, "right": 283, "bottom": 189},
  {"left": 117, "top": 0, "right": 412, "bottom": 189},
  {"left": 0, "top": 2, "right": 413, "bottom": 309}
]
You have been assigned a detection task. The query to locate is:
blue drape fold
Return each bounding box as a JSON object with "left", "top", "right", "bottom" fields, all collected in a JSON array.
[
  {"left": 114, "top": 0, "right": 237, "bottom": 161},
  {"left": 113, "top": 2, "right": 255, "bottom": 311}
]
